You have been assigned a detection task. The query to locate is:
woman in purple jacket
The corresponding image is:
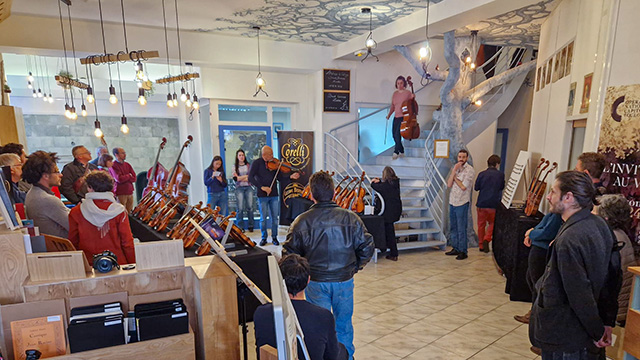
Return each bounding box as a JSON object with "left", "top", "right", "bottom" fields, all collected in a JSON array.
[{"left": 204, "top": 155, "right": 228, "bottom": 215}]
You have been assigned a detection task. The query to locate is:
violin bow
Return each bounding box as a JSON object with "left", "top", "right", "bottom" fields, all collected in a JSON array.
[{"left": 268, "top": 158, "right": 285, "bottom": 192}]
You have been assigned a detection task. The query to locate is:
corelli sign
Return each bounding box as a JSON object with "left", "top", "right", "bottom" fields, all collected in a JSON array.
[{"left": 277, "top": 131, "right": 314, "bottom": 225}]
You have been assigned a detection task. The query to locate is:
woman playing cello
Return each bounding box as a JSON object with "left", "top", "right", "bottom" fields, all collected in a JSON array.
[{"left": 385, "top": 76, "right": 415, "bottom": 160}]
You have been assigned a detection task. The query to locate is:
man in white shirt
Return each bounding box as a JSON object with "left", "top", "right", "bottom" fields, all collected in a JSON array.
[{"left": 446, "top": 149, "right": 475, "bottom": 260}]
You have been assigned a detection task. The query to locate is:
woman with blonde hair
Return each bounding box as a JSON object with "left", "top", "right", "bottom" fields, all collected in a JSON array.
[{"left": 371, "top": 166, "right": 403, "bottom": 261}]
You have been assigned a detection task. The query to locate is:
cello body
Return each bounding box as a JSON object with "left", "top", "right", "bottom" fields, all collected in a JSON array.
[
  {"left": 400, "top": 76, "right": 420, "bottom": 140},
  {"left": 142, "top": 138, "right": 169, "bottom": 198}
]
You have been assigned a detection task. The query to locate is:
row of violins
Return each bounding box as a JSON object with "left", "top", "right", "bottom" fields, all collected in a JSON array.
[
  {"left": 131, "top": 136, "right": 254, "bottom": 255},
  {"left": 524, "top": 158, "right": 558, "bottom": 216},
  {"left": 300, "top": 171, "right": 368, "bottom": 213}
]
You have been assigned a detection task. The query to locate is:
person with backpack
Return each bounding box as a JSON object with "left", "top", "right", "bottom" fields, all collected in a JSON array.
[{"left": 529, "top": 171, "right": 621, "bottom": 359}]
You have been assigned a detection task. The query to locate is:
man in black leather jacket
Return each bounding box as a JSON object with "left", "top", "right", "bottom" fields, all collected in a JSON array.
[{"left": 283, "top": 171, "right": 374, "bottom": 360}]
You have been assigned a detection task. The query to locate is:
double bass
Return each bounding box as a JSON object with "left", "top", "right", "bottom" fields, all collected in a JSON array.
[
  {"left": 400, "top": 76, "right": 420, "bottom": 140},
  {"left": 142, "top": 138, "right": 168, "bottom": 198}
]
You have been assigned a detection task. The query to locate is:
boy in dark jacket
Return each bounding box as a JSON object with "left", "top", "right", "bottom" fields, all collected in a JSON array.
[{"left": 473, "top": 154, "right": 505, "bottom": 252}]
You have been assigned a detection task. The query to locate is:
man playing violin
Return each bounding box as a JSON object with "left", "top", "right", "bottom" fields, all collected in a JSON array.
[{"left": 248, "top": 146, "right": 300, "bottom": 246}]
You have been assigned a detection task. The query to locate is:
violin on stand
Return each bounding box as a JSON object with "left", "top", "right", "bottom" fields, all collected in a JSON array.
[
  {"left": 332, "top": 176, "right": 350, "bottom": 201},
  {"left": 167, "top": 202, "right": 203, "bottom": 238},
  {"left": 400, "top": 76, "right": 420, "bottom": 140},
  {"left": 525, "top": 162, "right": 557, "bottom": 216}
]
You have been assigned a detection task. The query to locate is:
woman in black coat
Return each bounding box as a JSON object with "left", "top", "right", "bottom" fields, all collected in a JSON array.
[{"left": 371, "top": 166, "right": 403, "bottom": 261}]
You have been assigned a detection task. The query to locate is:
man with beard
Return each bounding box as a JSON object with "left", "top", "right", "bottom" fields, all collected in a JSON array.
[{"left": 529, "top": 171, "right": 617, "bottom": 360}]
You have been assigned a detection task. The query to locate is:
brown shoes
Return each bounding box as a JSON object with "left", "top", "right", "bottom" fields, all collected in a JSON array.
[
  {"left": 385, "top": 255, "right": 398, "bottom": 261},
  {"left": 530, "top": 346, "right": 542, "bottom": 356},
  {"left": 514, "top": 310, "right": 531, "bottom": 324}
]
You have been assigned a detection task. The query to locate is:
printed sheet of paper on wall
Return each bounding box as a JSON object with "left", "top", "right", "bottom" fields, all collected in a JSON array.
[{"left": 501, "top": 151, "right": 531, "bottom": 209}]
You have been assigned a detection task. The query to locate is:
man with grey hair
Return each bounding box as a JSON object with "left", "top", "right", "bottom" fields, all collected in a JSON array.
[
  {"left": 0, "top": 153, "right": 26, "bottom": 203},
  {"left": 89, "top": 146, "right": 108, "bottom": 167},
  {"left": 60, "top": 145, "right": 97, "bottom": 204},
  {"left": 110, "top": 147, "right": 136, "bottom": 212}
]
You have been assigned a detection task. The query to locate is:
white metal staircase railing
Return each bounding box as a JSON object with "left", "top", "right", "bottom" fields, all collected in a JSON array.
[
  {"left": 422, "top": 122, "right": 448, "bottom": 240},
  {"left": 323, "top": 132, "right": 384, "bottom": 212}
]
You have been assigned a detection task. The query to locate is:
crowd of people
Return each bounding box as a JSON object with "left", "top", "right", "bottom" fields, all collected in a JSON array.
[
  {"left": 0, "top": 143, "right": 137, "bottom": 266},
  {"left": 3, "top": 137, "right": 637, "bottom": 360}
]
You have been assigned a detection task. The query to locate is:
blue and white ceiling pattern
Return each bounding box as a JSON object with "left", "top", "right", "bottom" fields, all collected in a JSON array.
[
  {"left": 457, "top": 0, "right": 559, "bottom": 47},
  {"left": 209, "top": 0, "right": 444, "bottom": 46}
]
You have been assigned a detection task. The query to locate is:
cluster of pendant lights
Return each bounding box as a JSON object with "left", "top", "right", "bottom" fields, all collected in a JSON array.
[{"left": 25, "top": 56, "right": 55, "bottom": 104}]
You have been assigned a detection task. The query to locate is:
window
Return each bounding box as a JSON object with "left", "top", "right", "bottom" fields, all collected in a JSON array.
[
  {"left": 567, "top": 119, "right": 586, "bottom": 170},
  {"left": 218, "top": 105, "right": 268, "bottom": 123}
]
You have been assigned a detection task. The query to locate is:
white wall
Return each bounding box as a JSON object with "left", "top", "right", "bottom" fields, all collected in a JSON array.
[
  {"left": 528, "top": 0, "right": 615, "bottom": 176},
  {"left": 468, "top": 119, "right": 498, "bottom": 232}
]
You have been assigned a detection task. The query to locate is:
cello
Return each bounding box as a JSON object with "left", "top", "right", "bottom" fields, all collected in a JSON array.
[
  {"left": 525, "top": 160, "right": 549, "bottom": 211},
  {"left": 400, "top": 76, "right": 420, "bottom": 140},
  {"left": 142, "top": 137, "right": 168, "bottom": 198},
  {"left": 351, "top": 172, "right": 367, "bottom": 213}
]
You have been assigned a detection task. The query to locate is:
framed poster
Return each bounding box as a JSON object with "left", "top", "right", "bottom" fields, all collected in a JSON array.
[
  {"left": 559, "top": 47, "right": 567, "bottom": 79},
  {"left": 536, "top": 67, "right": 541, "bottom": 92},
  {"left": 434, "top": 139, "right": 450, "bottom": 159},
  {"left": 580, "top": 73, "right": 594, "bottom": 114},
  {"left": 567, "top": 82, "right": 577, "bottom": 116},
  {"left": 546, "top": 58, "right": 553, "bottom": 84},
  {"left": 552, "top": 52, "right": 561, "bottom": 83},
  {"left": 565, "top": 41, "right": 574, "bottom": 77}
]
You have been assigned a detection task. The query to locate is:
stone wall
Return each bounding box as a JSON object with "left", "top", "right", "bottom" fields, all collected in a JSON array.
[{"left": 23, "top": 114, "right": 181, "bottom": 180}]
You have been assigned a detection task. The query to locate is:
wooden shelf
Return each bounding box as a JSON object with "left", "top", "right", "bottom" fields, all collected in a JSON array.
[{"left": 49, "top": 328, "right": 195, "bottom": 360}]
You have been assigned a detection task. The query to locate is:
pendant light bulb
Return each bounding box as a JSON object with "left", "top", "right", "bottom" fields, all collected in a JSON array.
[
  {"left": 172, "top": 93, "right": 178, "bottom": 107},
  {"left": 86, "top": 86, "right": 94, "bottom": 104},
  {"left": 48, "top": 94, "right": 54, "bottom": 104},
  {"left": 37, "top": 89, "right": 43, "bottom": 98},
  {"left": 470, "top": 63, "right": 476, "bottom": 70},
  {"left": 185, "top": 99, "right": 192, "bottom": 108},
  {"left": 138, "top": 88, "right": 147, "bottom": 106},
  {"left": 27, "top": 81, "right": 33, "bottom": 89},
  {"left": 94, "top": 119, "right": 103, "bottom": 137},
  {"left": 64, "top": 104, "right": 71, "bottom": 119},
  {"left": 475, "top": 99, "right": 482, "bottom": 106},
  {"left": 108, "top": 85, "right": 118, "bottom": 104},
  {"left": 166, "top": 93, "right": 173, "bottom": 108},
  {"left": 81, "top": 104, "right": 87, "bottom": 117},
  {"left": 70, "top": 106, "right": 77, "bottom": 120},
  {"left": 180, "top": 88, "right": 187, "bottom": 102},
  {"left": 192, "top": 95, "right": 199, "bottom": 110},
  {"left": 32, "top": 90, "right": 37, "bottom": 98},
  {"left": 43, "top": 94, "right": 49, "bottom": 102},
  {"left": 27, "top": 72, "right": 34, "bottom": 82},
  {"left": 256, "top": 76, "right": 265, "bottom": 88},
  {"left": 365, "top": 38, "right": 375, "bottom": 49},
  {"left": 135, "top": 61, "right": 144, "bottom": 80},
  {"left": 419, "top": 43, "right": 432, "bottom": 63},
  {"left": 120, "top": 116, "right": 129, "bottom": 134}
]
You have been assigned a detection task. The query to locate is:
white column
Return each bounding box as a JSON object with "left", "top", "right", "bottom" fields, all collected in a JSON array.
[{"left": 177, "top": 101, "right": 206, "bottom": 205}]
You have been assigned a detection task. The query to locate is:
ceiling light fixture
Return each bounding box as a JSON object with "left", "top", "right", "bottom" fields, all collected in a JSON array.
[
  {"left": 253, "top": 26, "right": 268, "bottom": 97},
  {"left": 360, "top": 8, "right": 379, "bottom": 63},
  {"left": 94, "top": 119, "right": 103, "bottom": 138},
  {"left": 120, "top": 115, "right": 129, "bottom": 134},
  {"left": 419, "top": 1, "right": 433, "bottom": 85},
  {"left": 138, "top": 87, "right": 147, "bottom": 105}
]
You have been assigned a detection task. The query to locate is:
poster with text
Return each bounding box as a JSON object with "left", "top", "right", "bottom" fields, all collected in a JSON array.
[
  {"left": 277, "top": 131, "right": 314, "bottom": 225},
  {"left": 598, "top": 84, "right": 640, "bottom": 244}
]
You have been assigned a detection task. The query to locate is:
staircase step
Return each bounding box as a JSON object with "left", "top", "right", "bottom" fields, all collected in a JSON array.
[
  {"left": 396, "top": 228, "right": 440, "bottom": 237},
  {"left": 401, "top": 196, "right": 424, "bottom": 201},
  {"left": 397, "top": 239, "right": 445, "bottom": 251},
  {"left": 396, "top": 216, "right": 433, "bottom": 224},
  {"left": 362, "top": 165, "right": 424, "bottom": 179},
  {"left": 403, "top": 206, "right": 429, "bottom": 212},
  {"left": 375, "top": 156, "right": 425, "bottom": 167}
]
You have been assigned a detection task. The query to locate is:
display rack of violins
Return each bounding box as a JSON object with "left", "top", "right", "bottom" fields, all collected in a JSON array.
[
  {"left": 300, "top": 170, "right": 369, "bottom": 214},
  {"left": 524, "top": 158, "right": 558, "bottom": 216},
  {"left": 132, "top": 136, "right": 255, "bottom": 256}
]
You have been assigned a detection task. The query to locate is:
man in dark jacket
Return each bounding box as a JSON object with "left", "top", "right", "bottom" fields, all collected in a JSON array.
[
  {"left": 473, "top": 154, "right": 505, "bottom": 252},
  {"left": 529, "top": 171, "right": 618, "bottom": 359},
  {"left": 60, "top": 145, "right": 97, "bottom": 204},
  {"left": 283, "top": 171, "right": 374, "bottom": 360}
]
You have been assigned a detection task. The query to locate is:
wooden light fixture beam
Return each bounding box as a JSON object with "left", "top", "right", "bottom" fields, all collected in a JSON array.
[
  {"left": 55, "top": 75, "right": 89, "bottom": 90},
  {"left": 80, "top": 50, "right": 160, "bottom": 65},
  {"left": 156, "top": 72, "right": 200, "bottom": 84}
]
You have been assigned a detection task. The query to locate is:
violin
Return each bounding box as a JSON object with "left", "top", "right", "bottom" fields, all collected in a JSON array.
[
  {"left": 167, "top": 202, "right": 203, "bottom": 238},
  {"left": 333, "top": 176, "right": 350, "bottom": 201},
  {"left": 142, "top": 138, "right": 169, "bottom": 198},
  {"left": 351, "top": 172, "right": 366, "bottom": 213},
  {"left": 335, "top": 177, "right": 359, "bottom": 205},
  {"left": 400, "top": 76, "right": 420, "bottom": 140},
  {"left": 183, "top": 206, "right": 218, "bottom": 248},
  {"left": 265, "top": 158, "right": 303, "bottom": 174},
  {"left": 525, "top": 162, "right": 557, "bottom": 216}
]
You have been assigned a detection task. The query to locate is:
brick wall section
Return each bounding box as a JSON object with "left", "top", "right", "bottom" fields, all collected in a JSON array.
[{"left": 23, "top": 114, "right": 182, "bottom": 185}]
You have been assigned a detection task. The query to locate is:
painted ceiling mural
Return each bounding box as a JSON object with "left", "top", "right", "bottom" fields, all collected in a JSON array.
[
  {"left": 208, "top": 0, "right": 444, "bottom": 46},
  {"left": 457, "top": 0, "right": 559, "bottom": 47}
]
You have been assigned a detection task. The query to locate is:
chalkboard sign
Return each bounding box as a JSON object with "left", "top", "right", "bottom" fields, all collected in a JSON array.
[
  {"left": 323, "top": 92, "right": 350, "bottom": 112},
  {"left": 323, "top": 69, "right": 350, "bottom": 91}
]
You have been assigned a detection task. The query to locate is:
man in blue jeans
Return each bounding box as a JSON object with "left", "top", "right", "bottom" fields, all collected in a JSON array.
[
  {"left": 283, "top": 171, "right": 374, "bottom": 359},
  {"left": 249, "top": 146, "right": 299, "bottom": 246},
  {"left": 446, "top": 149, "right": 475, "bottom": 260}
]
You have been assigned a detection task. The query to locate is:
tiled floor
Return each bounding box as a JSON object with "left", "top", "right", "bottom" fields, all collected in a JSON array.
[{"left": 242, "top": 228, "right": 540, "bottom": 359}]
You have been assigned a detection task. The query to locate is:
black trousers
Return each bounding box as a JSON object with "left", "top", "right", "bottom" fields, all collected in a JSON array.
[
  {"left": 384, "top": 222, "right": 398, "bottom": 257},
  {"left": 392, "top": 117, "right": 404, "bottom": 155},
  {"left": 527, "top": 245, "right": 548, "bottom": 298}
]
